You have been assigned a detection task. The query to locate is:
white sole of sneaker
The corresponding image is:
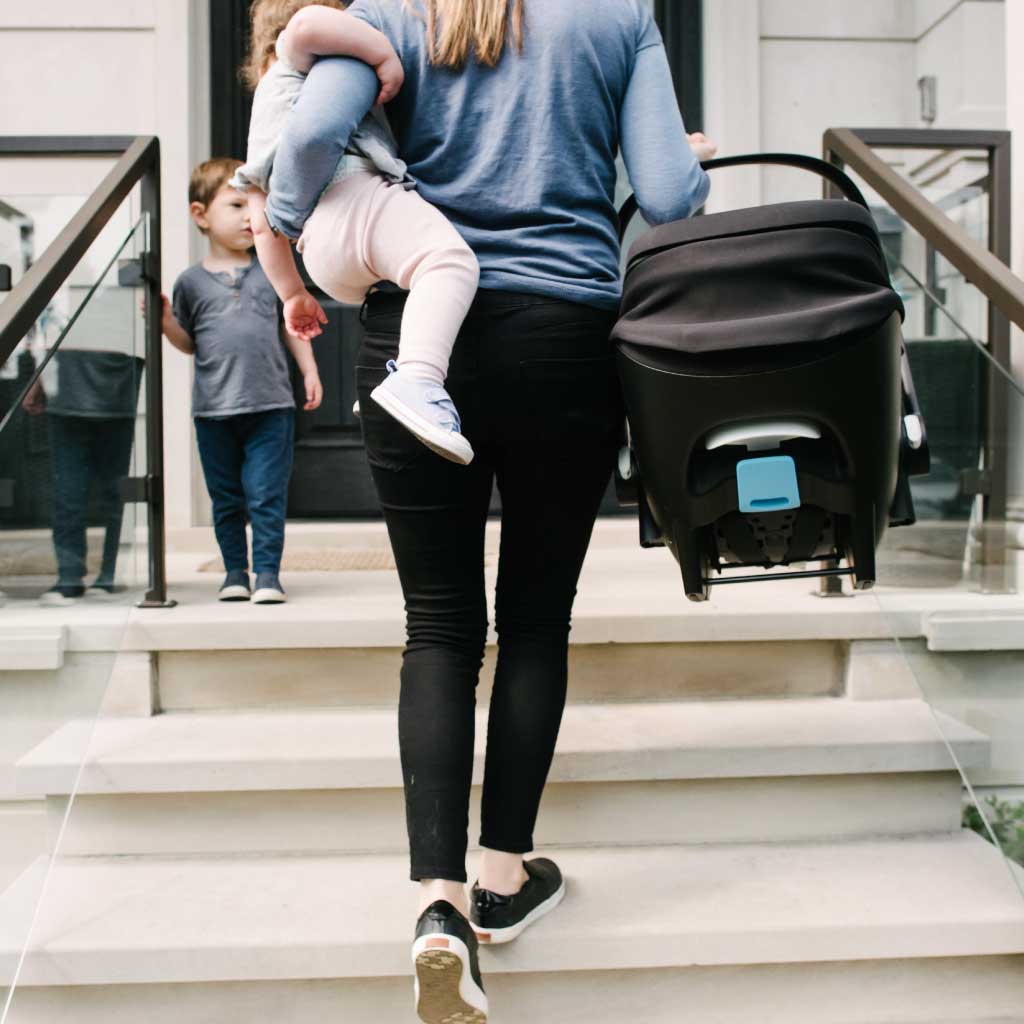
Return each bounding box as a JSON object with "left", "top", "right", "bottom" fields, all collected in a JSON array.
[
  {"left": 411, "top": 933, "right": 488, "bottom": 1024},
  {"left": 38, "top": 593, "right": 81, "bottom": 607},
  {"left": 370, "top": 385, "right": 474, "bottom": 466},
  {"left": 252, "top": 588, "right": 286, "bottom": 604},
  {"left": 218, "top": 586, "right": 251, "bottom": 602},
  {"left": 471, "top": 879, "right": 566, "bottom": 945}
]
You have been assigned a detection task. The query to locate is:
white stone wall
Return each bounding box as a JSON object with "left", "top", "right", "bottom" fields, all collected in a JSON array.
[{"left": 0, "top": 0, "right": 211, "bottom": 532}]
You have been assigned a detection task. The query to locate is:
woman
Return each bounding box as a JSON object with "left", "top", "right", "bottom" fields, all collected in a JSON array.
[{"left": 266, "top": 2, "right": 713, "bottom": 1020}]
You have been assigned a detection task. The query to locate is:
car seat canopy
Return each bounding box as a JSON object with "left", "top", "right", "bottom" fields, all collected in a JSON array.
[{"left": 613, "top": 199, "right": 904, "bottom": 355}]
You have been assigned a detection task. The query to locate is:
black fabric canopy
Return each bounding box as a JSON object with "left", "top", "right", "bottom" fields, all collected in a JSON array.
[{"left": 613, "top": 199, "right": 904, "bottom": 355}]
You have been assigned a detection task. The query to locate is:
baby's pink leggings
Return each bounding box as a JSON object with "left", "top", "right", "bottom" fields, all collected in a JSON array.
[{"left": 298, "top": 170, "right": 479, "bottom": 381}]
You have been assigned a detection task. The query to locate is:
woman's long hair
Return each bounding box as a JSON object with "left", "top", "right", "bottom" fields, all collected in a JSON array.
[{"left": 408, "top": 0, "right": 525, "bottom": 69}]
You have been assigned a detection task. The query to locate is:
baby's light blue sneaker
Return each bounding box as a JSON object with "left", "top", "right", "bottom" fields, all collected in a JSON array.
[{"left": 370, "top": 361, "right": 474, "bottom": 466}]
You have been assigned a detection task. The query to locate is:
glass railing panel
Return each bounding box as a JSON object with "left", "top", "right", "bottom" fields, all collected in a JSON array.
[
  {"left": 0, "top": 209, "right": 148, "bottom": 1016},
  {"left": 838, "top": 155, "right": 1024, "bottom": 900}
]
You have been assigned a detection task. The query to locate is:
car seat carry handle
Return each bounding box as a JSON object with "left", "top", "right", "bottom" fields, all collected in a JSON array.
[{"left": 618, "top": 152, "right": 869, "bottom": 242}]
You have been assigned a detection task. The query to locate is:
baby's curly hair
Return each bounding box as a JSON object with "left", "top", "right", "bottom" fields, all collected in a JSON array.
[{"left": 241, "top": 0, "right": 346, "bottom": 90}]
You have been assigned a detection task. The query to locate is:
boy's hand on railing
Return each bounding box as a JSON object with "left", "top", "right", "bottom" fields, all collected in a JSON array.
[
  {"left": 283, "top": 291, "right": 328, "bottom": 341},
  {"left": 375, "top": 52, "right": 404, "bottom": 105},
  {"left": 687, "top": 132, "right": 719, "bottom": 162},
  {"left": 303, "top": 369, "right": 324, "bottom": 411}
]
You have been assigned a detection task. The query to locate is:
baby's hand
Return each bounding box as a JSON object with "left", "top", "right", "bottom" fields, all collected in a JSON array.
[
  {"left": 375, "top": 52, "right": 404, "bottom": 105},
  {"left": 284, "top": 291, "right": 328, "bottom": 341},
  {"left": 688, "top": 132, "right": 719, "bottom": 162},
  {"left": 303, "top": 370, "right": 324, "bottom": 411}
]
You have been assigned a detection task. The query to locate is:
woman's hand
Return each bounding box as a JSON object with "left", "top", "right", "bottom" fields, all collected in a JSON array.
[
  {"left": 283, "top": 290, "right": 328, "bottom": 341},
  {"left": 687, "top": 132, "right": 719, "bottom": 162},
  {"left": 375, "top": 51, "right": 404, "bottom": 105}
]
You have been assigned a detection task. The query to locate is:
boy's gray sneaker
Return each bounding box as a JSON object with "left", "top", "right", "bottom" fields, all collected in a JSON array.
[
  {"left": 219, "top": 570, "right": 251, "bottom": 602},
  {"left": 370, "top": 361, "right": 474, "bottom": 466},
  {"left": 252, "top": 571, "right": 286, "bottom": 604}
]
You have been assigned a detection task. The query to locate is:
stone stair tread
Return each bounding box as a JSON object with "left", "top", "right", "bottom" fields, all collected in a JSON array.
[
  {"left": 17, "top": 698, "right": 989, "bottom": 796},
  {"left": 1, "top": 832, "right": 1022, "bottom": 987}
]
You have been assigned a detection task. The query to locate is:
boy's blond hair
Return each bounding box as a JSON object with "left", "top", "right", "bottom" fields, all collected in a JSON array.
[
  {"left": 409, "top": 0, "right": 524, "bottom": 69},
  {"left": 241, "top": 0, "right": 346, "bottom": 90},
  {"left": 188, "top": 158, "right": 243, "bottom": 233}
]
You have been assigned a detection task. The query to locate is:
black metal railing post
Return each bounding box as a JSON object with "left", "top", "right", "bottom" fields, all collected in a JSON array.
[{"left": 138, "top": 141, "right": 174, "bottom": 608}]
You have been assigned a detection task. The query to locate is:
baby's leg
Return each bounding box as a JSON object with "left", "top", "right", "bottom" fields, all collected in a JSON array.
[
  {"left": 362, "top": 183, "right": 479, "bottom": 385},
  {"left": 297, "top": 174, "right": 382, "bottom": 306}
]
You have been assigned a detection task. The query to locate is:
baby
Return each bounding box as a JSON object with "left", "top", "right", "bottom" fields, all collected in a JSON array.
[{"left": 232, "top": 0, "right": 480, "bottom": 465}]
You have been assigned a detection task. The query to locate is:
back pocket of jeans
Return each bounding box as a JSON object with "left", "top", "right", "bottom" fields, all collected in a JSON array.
[
  {"left": 355, "top": 364, "right": 429, "bottom": 472},
  {"left": 518, "top": 355, "right": 623, "bottom": 443}
]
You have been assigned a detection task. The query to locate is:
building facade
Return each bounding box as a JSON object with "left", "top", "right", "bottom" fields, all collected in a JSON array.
[{"left": 0, "top": 0, "right": 1017, "bottom": 533}]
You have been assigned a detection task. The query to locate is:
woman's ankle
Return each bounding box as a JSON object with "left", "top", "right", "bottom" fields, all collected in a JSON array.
[
  {"left": 418, "top": 878, "right": 468, "bottom": 918},
  {"left": 477, "top": 848, "right": 529, "bottom": 896}
]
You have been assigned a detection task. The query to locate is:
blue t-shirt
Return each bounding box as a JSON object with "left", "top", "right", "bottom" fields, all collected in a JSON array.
[{"left": 267, "top": 0, "right": 709, "bottom": 309}]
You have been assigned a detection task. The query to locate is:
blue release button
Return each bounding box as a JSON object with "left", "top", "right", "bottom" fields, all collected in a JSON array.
[{"left": 736, "top": 456, "right": 801, "bottom": 513}]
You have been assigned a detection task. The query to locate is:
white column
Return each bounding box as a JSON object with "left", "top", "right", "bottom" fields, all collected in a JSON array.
[
  {"left": 701, "top": 0, "right": 761, "bottom": 214},
  {"left": 153, "top": 0, "right": 211, "bottom": 531}
]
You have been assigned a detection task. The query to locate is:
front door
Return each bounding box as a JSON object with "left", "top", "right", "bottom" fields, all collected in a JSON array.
[{"left": 209, "top": 0, "right": 702, "bottom": 518}]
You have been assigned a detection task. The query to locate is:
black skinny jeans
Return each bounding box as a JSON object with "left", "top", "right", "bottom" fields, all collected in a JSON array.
[{"left": 357, "top": 289, "right": 622, "bottom": 882}]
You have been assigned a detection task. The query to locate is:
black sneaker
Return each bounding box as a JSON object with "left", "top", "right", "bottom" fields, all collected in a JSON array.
[
  {"left": 470, "top": 858, "right": 565, "bottom": 945},
  {"left": 412, "top": 900, "right": 488, "bottom": 1024}
]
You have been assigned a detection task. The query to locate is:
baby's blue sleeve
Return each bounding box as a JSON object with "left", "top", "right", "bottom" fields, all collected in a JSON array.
[
  {"left": 620, "top": 33, "right": 710, "bottom": 225},
  {"left": 264, "top": 56, "right": 379, "bottom": 239}
]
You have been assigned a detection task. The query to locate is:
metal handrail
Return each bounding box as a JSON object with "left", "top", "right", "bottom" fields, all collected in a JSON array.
[
  {"left": 0, "top": 135, "right": 172, "bottom": 607},
  {"left": 823, "top": 128, "right": 1024, "bottom": 331}
]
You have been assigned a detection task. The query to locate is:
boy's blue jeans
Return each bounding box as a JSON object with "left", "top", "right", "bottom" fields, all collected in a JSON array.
[{"left": 194, "top": 409, "right": 295, "bottom": 575}]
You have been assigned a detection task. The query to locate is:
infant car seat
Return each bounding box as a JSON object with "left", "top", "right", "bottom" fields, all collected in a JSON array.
[{"left": 612, "top": 153, "right": 930, "bottom": 601}]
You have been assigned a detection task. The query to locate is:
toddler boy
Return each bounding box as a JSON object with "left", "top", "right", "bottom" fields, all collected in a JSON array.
[{"left": 160, "top": 157, "right": 323, "bottom": 604}]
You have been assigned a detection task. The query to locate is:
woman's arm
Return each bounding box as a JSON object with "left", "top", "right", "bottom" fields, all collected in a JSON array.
[
  {"left": 620, "top": 44, "right": 711, "bottom": 225},
  {"left": 280, "top": 4, "right": 403, "bottom": 103},
  {"left": 264, "top": 56, "right": 379, "bottom": 240}
]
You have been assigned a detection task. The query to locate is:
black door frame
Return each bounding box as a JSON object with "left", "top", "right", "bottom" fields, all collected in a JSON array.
[{"left": 210, "top": 0, "right": 254, "bottom": 160}]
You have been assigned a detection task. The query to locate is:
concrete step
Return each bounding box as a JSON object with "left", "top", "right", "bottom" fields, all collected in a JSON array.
[
  {"left": 17, "top": 699, "right": 987, "bottom": 854},
  {"left": 154, "top": 639, "right": 844, "bottom": 710},
  {"left": 1, "top": 833, "right": 1022, "bottom": 992},
  {"left": 5, "top": 958, "right": 1024, "bottom": 1024}
]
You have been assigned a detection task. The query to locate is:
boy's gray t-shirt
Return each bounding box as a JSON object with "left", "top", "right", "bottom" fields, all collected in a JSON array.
[{"left": 171, "top": 259, "right": 295, "bottom": 418}]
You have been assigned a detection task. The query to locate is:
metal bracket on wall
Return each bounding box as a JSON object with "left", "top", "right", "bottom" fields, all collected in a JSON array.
[
  {"left": 117, "top": 252, "right": 158, "bottom": 288},
  {"left": 0, "top": 265, "right": 11, "bottom": 292}
]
